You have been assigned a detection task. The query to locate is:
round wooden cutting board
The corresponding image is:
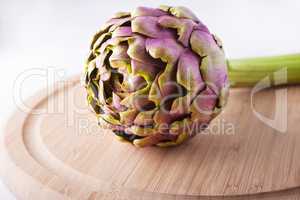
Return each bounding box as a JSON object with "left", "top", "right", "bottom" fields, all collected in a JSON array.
[{"left": 1, "top": 75, "right": 300, "bottom": 200}]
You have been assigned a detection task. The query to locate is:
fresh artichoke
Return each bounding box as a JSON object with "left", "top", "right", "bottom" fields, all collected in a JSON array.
[{"left": 83, "top": 5, "right": 229, "bottom": 147}]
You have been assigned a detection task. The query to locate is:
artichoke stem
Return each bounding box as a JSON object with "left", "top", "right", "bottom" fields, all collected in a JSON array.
[{"left": 227, "top": 54, "right": 300, "bottom": 87}]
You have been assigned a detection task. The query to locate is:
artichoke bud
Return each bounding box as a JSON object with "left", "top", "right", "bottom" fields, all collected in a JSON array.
[{"left": 83, "top": 5, "right": 229, "bottom": 147}]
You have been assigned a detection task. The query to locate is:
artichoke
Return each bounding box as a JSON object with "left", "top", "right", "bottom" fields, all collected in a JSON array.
[{"left": 83, "top": 5, "right": 229, "bottom": 147}]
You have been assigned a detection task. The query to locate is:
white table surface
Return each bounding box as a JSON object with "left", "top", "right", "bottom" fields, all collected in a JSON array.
[{"left": 1, "top": 0, "right": 299, "bottom": 199}]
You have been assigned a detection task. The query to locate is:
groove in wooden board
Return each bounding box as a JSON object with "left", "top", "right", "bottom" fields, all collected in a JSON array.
[{"left": 1, "top": 75, "right": 300, "bottom": 199}]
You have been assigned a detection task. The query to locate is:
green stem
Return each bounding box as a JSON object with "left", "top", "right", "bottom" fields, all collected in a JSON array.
[{"left": 227, "top": 54, "right": 300, "bottom": 87}]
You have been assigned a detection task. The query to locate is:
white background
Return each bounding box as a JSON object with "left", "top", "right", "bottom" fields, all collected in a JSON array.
[{"left": 0, "top": 0, "right": 299, "bottom": 199}]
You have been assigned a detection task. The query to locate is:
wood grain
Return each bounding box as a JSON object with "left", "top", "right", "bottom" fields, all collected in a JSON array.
[{"left": 1, "top": 75, "right": 300, "bottom": 200}]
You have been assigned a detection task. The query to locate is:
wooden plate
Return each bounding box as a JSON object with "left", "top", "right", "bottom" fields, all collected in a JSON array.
[{"left": 1, "top": 75, "right": 300, "bottom": 200}]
